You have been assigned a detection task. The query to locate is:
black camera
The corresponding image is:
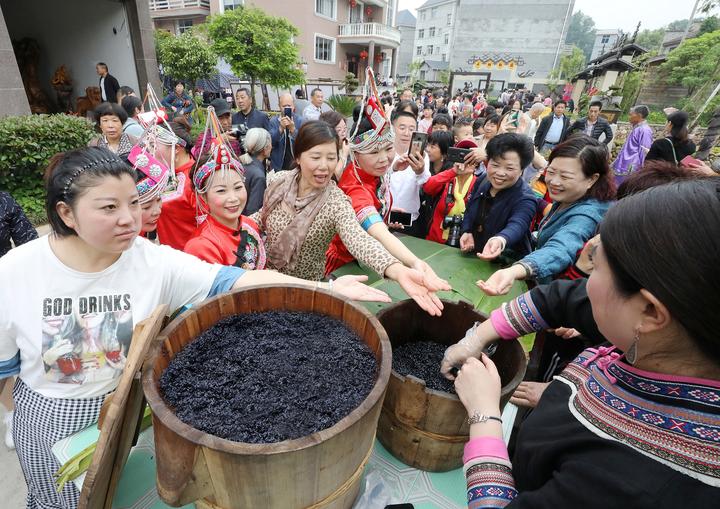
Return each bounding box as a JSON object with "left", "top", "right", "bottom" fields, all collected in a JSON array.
[
  {"left": 442, "top": 215, "right": 463, "bottom": 248},
  {"left": 229, "top": 123, "right": 248, "bottom": 142}
]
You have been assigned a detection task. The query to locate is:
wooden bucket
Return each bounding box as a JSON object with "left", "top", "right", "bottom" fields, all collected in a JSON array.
[
  {"left": 376, "top": 299, "right": 526, "bottom": 472},
  {"left": 142, "top": 284, "right": 391, "bottom": 509}
]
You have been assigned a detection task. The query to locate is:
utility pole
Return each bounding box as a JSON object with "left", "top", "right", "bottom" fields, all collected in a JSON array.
[{"left": 680, "top": 0, "right": 701, "bottom": 45}]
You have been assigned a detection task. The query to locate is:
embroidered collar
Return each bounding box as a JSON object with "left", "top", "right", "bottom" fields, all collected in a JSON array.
[{"left": 559, "top": 347, "right": 720, "bottom": 487}]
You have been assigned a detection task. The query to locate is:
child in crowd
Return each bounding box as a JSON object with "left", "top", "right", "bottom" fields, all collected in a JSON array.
[{"left": 453, "top": 118, "right": 474, "bottom": 143}]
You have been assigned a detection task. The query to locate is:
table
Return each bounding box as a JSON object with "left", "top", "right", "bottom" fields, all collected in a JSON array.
[{"left": 54, "top": 236, "right": 529, "bottom": 507}]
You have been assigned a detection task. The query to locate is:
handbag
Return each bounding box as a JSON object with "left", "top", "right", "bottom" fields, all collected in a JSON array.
[{"left": 665, "top": 138, "right": 678, "bottom": 165}]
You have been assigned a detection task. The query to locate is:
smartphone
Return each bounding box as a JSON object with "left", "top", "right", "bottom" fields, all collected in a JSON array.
[
  {"left": 680, "top": 155, "right": 701, "bottom": 167},
  {"left": 447, "top": 147, "right": 471, "bottom": 164},
  {"left": 384, "top": 504, "right": 414, "bottom": 509},
  {"left": 283, "top": 106, "right": 293, "bottom": 118},
  {"left": 408, "top": 131, "right": 428, "bottom": 156},
  {"left": 389, "top": 210, "right": 413, "bottom": 227}
]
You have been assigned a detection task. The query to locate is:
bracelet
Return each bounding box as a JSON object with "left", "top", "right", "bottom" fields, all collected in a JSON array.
[
  {"left": 512, "top": 261, "right": 533, "bottom": 279},
  {"left": 467, "top": 412, "right": 503, "bottom": 425}
]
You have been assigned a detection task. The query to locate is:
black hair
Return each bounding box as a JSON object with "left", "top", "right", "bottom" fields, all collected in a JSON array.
[
  {"left": 431, "top": 113, "right": 453, "bottom": 130},
  {"left": 96, "top": 62, "right": 108, "bottom": 70},
  {"left": 121, "top": 95, "right": 143, "bottom": 117},
  {"left": 588, "top": 101, "right": 603, "bottom": 110},
  {"left": 295, "top": 89, "right": 306, "bottom": 99},
  {"left": 391, "top": 108, "right": 418, "bottom": 125},
  {"left": 548, "top": 135, "right": 616, "bottom": 201},
  {"left": 617, "top": 160, "right": 698, "bottom": 199},
  {"left": 427, "top": 130, "right": 454, "bottom": 157},
  {"left": 423, "top": 103, "right": 435, "bottom": 112},
  {"left": 436, "top": 106, "right": 449, "bottom": 115},
  {"left": 394, "top": 99, "right": 419, "bottom": 118},
  {"left": 486, "top": 133, "right": 534, "bottom": 168},
  {"left": 631, "top": 105, "right": 650, "bottom": 119},
  {"left": 236, "top": 87, "right": 250, "bottom": 96},
  {"left": 119, "top": 86, "right": 135, "bottom": 97},
  {"left": 599, "top": 179, "right": 720, "bottom": 363},
  {"left": 472, "top": 117, "right": 485, "bottom": 135},
  {"left": 167, "top": 121, "right": 194, "bottom": 153},
  {"left": 310, "top": 87, "right": 323, "bottom": 98},
  {"left": 94, "top": 102, "right": 128, "bottom": 125},
  {"left": 667, "top": 111, "right": 689, "bottom": 142},
  {"left": 173, "top": 80, "right": 185, "bottom": 88},
  {"left": 484, "top": 114, "right": 501, "bottom": 127},
  {"left": 554, "top": 99, "right": 567, "bottom": 108},
  {"left": 44, "top": 147, "right": 136, "bottom": 237}
]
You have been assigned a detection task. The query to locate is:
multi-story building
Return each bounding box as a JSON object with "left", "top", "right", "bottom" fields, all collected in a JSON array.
[
  {"left": 395, "top": 9, "right": 416, "bottom": 81},
  {"left": 150, "top": 0, "right": 401, "bottom": 82},
  {"left": 449, "top": 0, "right": 575, "bottom": 91},
  {"left": 590, "top": 29, "right": 622, "bottom": 61},
  {"left": 413, "top": 0, "right": 456, "bottom": 65}
]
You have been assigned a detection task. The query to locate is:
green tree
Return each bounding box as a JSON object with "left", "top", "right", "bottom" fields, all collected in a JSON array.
[
  {"left": 667, "top": 19, "right": 690, "bottom": 31},
  {"left": 549, "top": 46, "right": 586, "bottom": 80},
  {"left": 699, "top": 15, "right": 720, "bottom": 35},
  {"left": 635, "top": 28, "right": 664, "bottom": 51},
  {"left": 155, "top": 29, "right": 216, "bottom": 90},
  {"left": 438, "top": 69, "right": 450, "bottom": 86},
  {"left": 206, "top": 7, "right": 304, "bottom": 103},
  {"left": 660, "top": 29, "right": 720, "bottom": 95},
  {"left": 566, "top": 11, "right": 597, "bottom": 61}
]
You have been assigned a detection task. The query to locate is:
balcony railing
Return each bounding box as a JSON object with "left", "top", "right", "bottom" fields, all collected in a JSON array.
[
  {"left": 338, "top": 23, "right": 401, "bottom": 46},
  {"left": 149, "top": 0, "right": 210, "bottom": 11}
]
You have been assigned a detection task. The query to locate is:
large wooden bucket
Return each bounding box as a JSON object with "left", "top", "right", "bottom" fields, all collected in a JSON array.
[
  {"left": 142, "top": 285, "right": 391, "bottom": 509},
  {"left": 376, "top": 299, "right": 526, "bottom": 472}
]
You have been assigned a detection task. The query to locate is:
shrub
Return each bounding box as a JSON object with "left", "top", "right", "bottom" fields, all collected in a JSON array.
[
  {"left": 326, "top": 95, "right": 357, "bottom": 117},
  {"left": 0, "top": 114, "right": 95, "bottom": 225}
]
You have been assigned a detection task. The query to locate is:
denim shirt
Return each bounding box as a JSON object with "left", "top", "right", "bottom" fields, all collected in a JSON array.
[{"left": 522, "top": 198, "right": 612, "bottom": 280}]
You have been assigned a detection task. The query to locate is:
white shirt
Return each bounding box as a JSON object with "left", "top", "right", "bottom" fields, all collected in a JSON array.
[
  {"left": 100, "top": 76, "right": 107, "bottom": 101},
  {"left": 303, "top": 104, "right": 323, "bottom": 121},
  {"left": 0, "top": 236, "right": 221, "bottom": 398},
  {"left": 389, "top": 152, "right": 431, "bottom": 220}
]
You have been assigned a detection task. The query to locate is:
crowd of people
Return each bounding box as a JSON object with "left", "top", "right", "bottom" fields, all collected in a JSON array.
[{"left": 0, "top": 66, "right": 718, "bottom": 509}]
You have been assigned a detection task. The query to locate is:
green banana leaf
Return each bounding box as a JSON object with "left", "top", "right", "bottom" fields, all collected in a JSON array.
[{"left": 332, "top": 236, "right": 535, "bottom": 351}]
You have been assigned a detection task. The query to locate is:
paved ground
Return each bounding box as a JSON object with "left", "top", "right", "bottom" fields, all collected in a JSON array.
[{"left": 0, "top": 428, "right": 27, "bottom": 508}]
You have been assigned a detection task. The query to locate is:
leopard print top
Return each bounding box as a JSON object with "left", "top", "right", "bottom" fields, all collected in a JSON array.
[{"left": 254, "top": 185, "right": 399, "bottom": 281}]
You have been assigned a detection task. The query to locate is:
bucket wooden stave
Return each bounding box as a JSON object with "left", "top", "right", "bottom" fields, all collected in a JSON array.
[
  {"left": 142, "top": 284, "right": 391, "bottom": 509},
  {"left": 376, "top": 299, "right": 527, "bottom": 472}
]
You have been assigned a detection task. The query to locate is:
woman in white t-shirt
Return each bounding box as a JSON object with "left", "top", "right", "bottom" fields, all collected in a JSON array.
[{"left": 0, "top": 147, "right": 389, "bottom": 509}]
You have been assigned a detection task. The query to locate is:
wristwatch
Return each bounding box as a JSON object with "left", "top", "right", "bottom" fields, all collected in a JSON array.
[{"left": 467, "top": 412, "right": 502, "bottom": 425}]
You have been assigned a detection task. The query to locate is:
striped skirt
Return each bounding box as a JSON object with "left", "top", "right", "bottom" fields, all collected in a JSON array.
[{"left": 12, "top": 379, "right": 107, "bottom": 509}]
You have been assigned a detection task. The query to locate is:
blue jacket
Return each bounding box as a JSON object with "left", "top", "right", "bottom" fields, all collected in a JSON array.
[
  {"left": 269, "top": 113, "right": 303, "bottom": 171},
  {"left": 161, "top": 92, "right": 195, "bottom": 115},
  {"left": 231, "top": 108, "right": 270, "bottom": 130},
  {"left": 461, "top": 177, "right": 538, "bottom": 257},
  {"left": 242, "top": 156, "right": 267, "bottom": 216},
  {"left": 523, "top": 198, "right": 612, "bottom": 280}
]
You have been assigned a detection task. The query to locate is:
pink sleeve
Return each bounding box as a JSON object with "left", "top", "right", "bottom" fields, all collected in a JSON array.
[
  {"left": 464, "top": 436, "right": 510, "bottom": 463},
  {"left": 490, "top": 308, "right": 519, "bottom": 340}
]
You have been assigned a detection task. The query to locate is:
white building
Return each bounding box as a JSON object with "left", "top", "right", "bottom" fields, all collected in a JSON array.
[
  {"left": 414, "top": 0, "right": 457, "bottom": 64},
  {"left": 395, "top": 9, "right": 417, "bottom": 81},
  {"left": 590, "top": 29, "right": 622, "bottom": 61}
]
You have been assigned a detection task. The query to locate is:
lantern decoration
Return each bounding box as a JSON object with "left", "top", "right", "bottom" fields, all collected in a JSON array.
[
  {"left": 508, "top": 61, "right": 516, "bottom": 70},
  {"left": 360, "top": 50, "right": 368, "bottom": 60},
  {"left": 349, "top": 0, "right": 357, "bottom": 7},
  {"left": 485, "top": 61, "right": 493, "bottom": 69},
  {"left": 473, "top": 60, "right": 483, "bottom": 70},
  {"left": 375, "top": 54, "right": 383, "bottom": 64},
  {"left": 365, "top": 6, "right": 373, "bottom": 17},
  {"left": 496, "top": 61, "right": 505, "bottom": 70}
]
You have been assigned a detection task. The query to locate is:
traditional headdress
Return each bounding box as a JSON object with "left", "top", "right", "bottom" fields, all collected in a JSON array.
[
  {"left": 192, "top": 105, "right": 245, "bottom": 220},
  {"left": 348, "top": 67, "right": 395, "bottom": 155}
]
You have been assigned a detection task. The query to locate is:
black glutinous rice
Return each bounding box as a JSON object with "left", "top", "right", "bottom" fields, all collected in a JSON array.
[
  {"left": 159, "top": 311, "right": 377, "bottom": 443},
  {"left": 392, "top": 340, "right": 456, "bottom": 394}
]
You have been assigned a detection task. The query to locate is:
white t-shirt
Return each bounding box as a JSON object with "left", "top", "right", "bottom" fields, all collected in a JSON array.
[
  {"left": 0, "top": 236, "right": 222, "bottom": 398},
  {"left": 389, "top": 152, "right": 431, "bottom": 221}
]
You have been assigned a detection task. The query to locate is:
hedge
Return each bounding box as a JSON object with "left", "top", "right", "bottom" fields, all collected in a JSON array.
[{"left": 0, "top": 114, "right": 95, "bottom": 225}]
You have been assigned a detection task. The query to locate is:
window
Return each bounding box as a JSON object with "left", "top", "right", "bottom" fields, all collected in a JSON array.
[
  {"left": 427, "top": 45, "right": 433, "bottom": 55},
  {"left": 420, "top": 11, "right": 425, "bottom": 21},
  {"left": 442, "top": 53, "right": 447, "bottom": 61},
  {"left": 314, "top": 34, "right": 335, "bottom": 63},
  {"left": 349, "top": 1, "right": 363, "bottom": 23},
  {"left": 178, "top": 19, "right": 193, "bottom": 34},
  {"left": 420, "top": 70, "right": 427, "bottom": 80},
  {"left": 416, "top": 46, "right": 422, "bottom": 55},
  {"left": 418, "top": 29, "right": 424, "bottom": 39},
  {"left": 444, "top": 33, "right": 449, "bottom": 44},
  {"left": 447, "top": 13, "right": 452, "bottom": 25},
  {"left": 315, "top": 0, "right": 336, "bottom": 20},
  {"left": 601, "top": 35, "right": 610, "bottom": 43},
  {"left": 223, "top": 0, "right": 243, "bottom": 10},
  {"left": 431, "top": 7, "right": 437, "bottom": 16},
  {"left": 386, "top": 0, "right": 395, "bottom": 26},
  {"left": 429, "top": 27, "right": 435, "bottom": 37},
  {"left": 435, "top": 47, "right": 440, "bottom": 55}
]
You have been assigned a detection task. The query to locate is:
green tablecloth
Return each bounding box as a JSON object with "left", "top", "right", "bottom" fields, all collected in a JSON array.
[{"left": 332, "top": 235, "right": 528, "bottom": 316}]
